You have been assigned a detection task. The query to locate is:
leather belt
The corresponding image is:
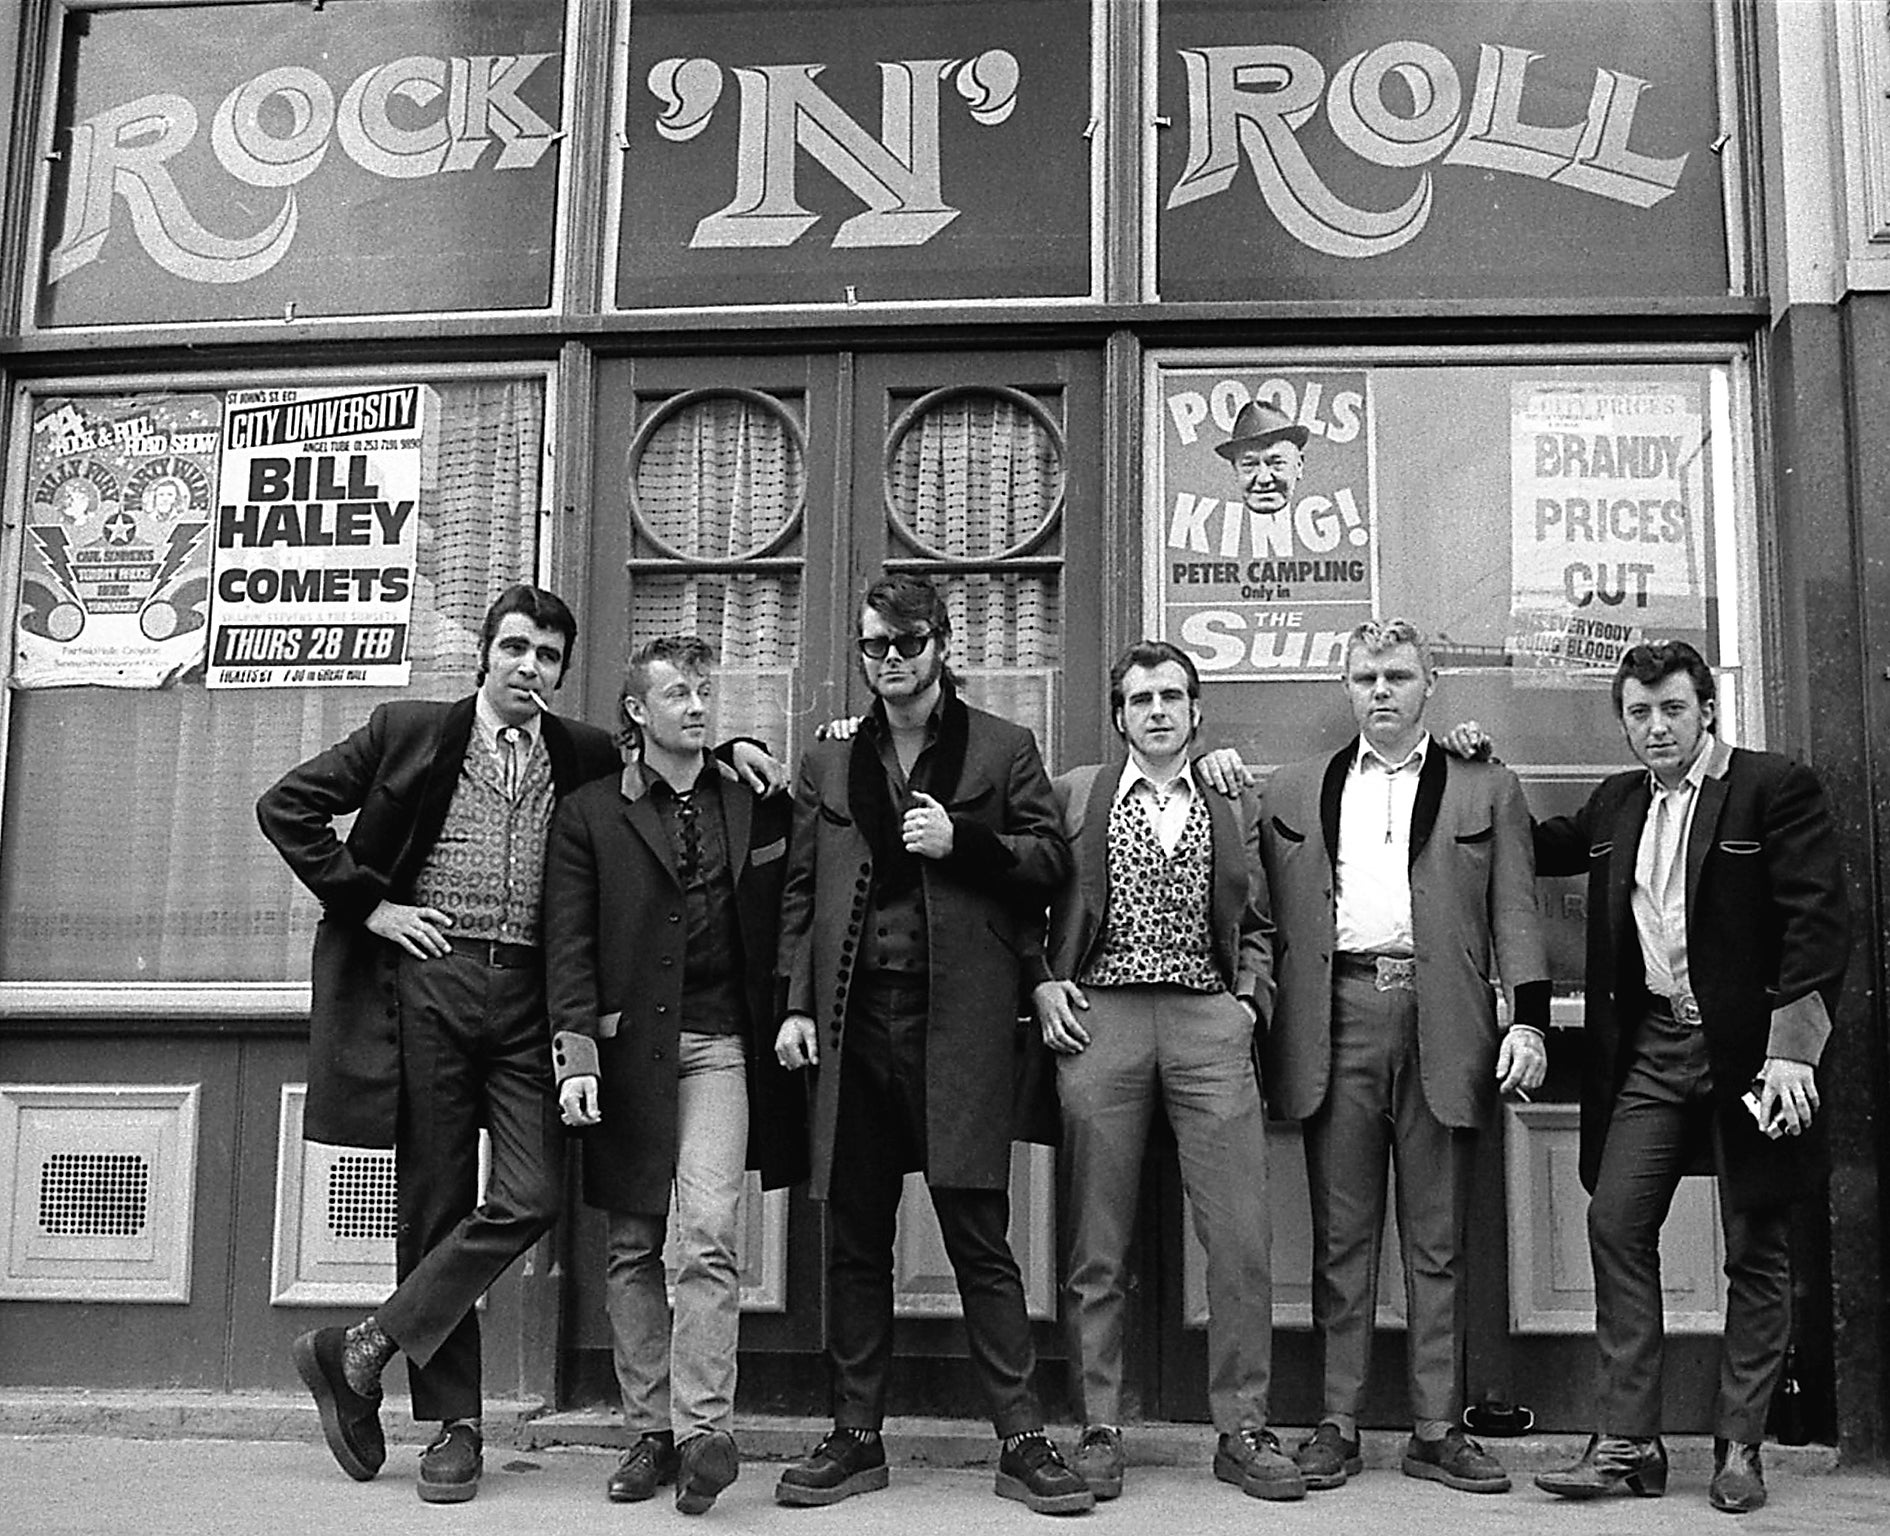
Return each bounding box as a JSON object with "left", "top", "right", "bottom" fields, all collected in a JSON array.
[
  {"left": 1336, "top": 951, "right": 1416, "bottom": 993},
  {"left": 1645, "top": 991, "right": 1702, "bottom": 1026},
  {"left": 443, "top": 936, "right": 540, "bottom": 969}
]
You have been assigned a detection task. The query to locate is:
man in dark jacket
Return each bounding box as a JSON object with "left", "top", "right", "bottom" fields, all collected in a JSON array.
[
  {"left": 1528, "top": 641, "right": 1848, "bottom": 1514},
  {"left": 771, "top": 572, "right": 1089, "bottom": 1515},
  {"left": 258, "top": 586, "right": 778, "bottom": 1505},
  {"left": 544, "top": 635, "right": 804, "bottom": 1516}
]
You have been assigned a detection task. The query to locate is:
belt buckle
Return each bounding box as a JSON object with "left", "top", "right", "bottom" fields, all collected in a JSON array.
[
  {"left": 1673, "top": 994, "right": 1702, "bottom": 1026},
  {"left": 1374, "top": 956, "right": 1416, "bottom": 993}
]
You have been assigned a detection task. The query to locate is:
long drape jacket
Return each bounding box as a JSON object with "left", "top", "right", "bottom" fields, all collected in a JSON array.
[
  {"left": 1534, "top": 743, "right": 1849, "bottom": 1211},
  {"left": 256, "top": 696, "right": 620, "bottom": 1147},
  {"left": 778, "top": 687, "right": 1070, "bottom": 1197}
]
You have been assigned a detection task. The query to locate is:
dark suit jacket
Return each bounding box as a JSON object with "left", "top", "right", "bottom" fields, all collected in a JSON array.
[
  {"left": 1026, "top": 759, "right": 1274, "bottom": 1023},
  {"left": 778, "top": 688, "right": 1070, "bottom": 1197},
  {"left": 256, "top": 695, "right": 621, "bottom": 1147},
  {"left": 543, "top": 759, "right": 807, "bottom": 1212},
  {"left": 1534, "top": 743, "right": 1849, "bottom": 1210},
  {"left": 1258, "top": 738, "right": 1549, "bottom": 1130}
]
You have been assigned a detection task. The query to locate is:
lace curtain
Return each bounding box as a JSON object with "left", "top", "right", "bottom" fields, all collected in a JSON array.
[
  {"left": 628, "top": 392, "right": 804, "bottom": 752},
  {"left": 887, "top": 390, "right": 1063, "bottom": 756},
  {"left": 0, "top": 379, "right": 544, "bottom": 982}
]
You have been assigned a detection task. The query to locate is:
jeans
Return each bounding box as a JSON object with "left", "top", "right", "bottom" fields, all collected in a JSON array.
[{"left": 606, "top": 1032, "right": 750, "bottom": 1439}]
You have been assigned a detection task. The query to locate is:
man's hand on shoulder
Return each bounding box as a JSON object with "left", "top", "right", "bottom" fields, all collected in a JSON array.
[
  {"left": 815, "top": 716, "right": 864, "bottom": 742},
  {"left": 365, "top": 900, "right": 452, "bottom": 959},
  {"left": 1440, "top": 720, "right": 1494, "bottom": 761},
  {"left": 1195, "top": 748, "right": 1256, "bottom": 798},
  {"left": 730, "top": 740, "right": 790, "bottom": 796}
]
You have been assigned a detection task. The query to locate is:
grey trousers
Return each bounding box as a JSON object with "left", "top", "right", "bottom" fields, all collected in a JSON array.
[
  {"left": 1059, "top": 984, "right": 1274, "bottom": 1435},
  {"left": 1303, "top": 963, "right": 1473, "bottom": 1428}
]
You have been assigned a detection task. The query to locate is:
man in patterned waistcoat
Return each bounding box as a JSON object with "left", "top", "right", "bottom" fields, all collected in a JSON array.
[
  {"left": 1027, "top": 639, "right": 1293, "bottom": 1503},
  {"left": 258, "top": 585, "right": 779, "bottom": 1505}
]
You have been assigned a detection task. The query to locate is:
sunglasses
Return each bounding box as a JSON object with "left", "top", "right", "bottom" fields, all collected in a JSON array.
[{"left": 856, "top": 632, "right": 934, "bottom": 661}]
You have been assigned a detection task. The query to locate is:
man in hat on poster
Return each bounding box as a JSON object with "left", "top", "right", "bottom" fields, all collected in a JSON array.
[{"left": 1216, "top": 398, "right": 1310, "bottom": 518}]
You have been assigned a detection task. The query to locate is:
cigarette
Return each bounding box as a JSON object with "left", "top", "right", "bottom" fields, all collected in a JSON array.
[{"left": 1514, "top": 1088, "right": 1532, "bottom": 1102}]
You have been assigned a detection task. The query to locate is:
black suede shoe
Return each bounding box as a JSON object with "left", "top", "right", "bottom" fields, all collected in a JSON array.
[
  {"left": 1294, "top": 1423, "right": 1363, "bottom": 1491},
  {"left": 775, "top": 1429, "right": 890, "bottom": 1506},
  {"left": 1535, "top": 1434, "right": 1668, "bottom": 1499},
  {"left": 676, "top": 1430, "right": 740, "bottom": 1515},
  {"left": 607, "top": 1431, "right": 678, "bottom": 1502},
  {"left": 1401, "top": 1428, "right": 1510, "bottom": 1493},
  {"left": 291, "top": 1327, "right": 385, "bottom": 1481},
  {"left": 417, "top": 1423, "right": 482, "bottom": 1504},
  {"left": 995, "top": 1433, "right": 1095, "bottom": 1515},
  {"left": 1710, "top": 1438, "right": 1766, "bottom": 1513}
]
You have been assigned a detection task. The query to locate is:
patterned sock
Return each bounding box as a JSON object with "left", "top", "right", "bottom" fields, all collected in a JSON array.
[
  {"left": 1003, "top": 1430, "right": 1048, "bottom": 1453},
  {"left": 341, "top": 1316, "right": 395, "bottom": 1399}
]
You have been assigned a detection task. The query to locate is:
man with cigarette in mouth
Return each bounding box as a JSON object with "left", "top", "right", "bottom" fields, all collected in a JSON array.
[{"left": 259, "top": 585, "right": 781, "bottom": 1505}]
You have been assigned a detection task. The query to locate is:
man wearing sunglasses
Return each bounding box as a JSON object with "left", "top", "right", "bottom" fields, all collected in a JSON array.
[{"left": 773, "top": 572, "right": 1089, "bottom": 1515}]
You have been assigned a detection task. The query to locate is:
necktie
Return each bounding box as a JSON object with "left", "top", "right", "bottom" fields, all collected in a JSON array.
[{"left": 499, "top": 727, "right": 523, "bottom": 799}]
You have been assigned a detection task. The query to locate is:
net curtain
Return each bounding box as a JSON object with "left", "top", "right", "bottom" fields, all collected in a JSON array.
[{"left": 0, "top": 380, "right": 544, "bottom": 984}]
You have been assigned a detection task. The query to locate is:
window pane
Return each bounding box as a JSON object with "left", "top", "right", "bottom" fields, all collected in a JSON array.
[
  {"left": 1, "top": 379, "right": 545, "bottom": 983},
  {"left": 1152, "top": 352, "right": 1756, "bottom": 994}
]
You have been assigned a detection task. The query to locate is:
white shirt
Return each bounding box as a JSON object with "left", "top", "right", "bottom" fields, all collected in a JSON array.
[
  {"left": 1114, "top": 757, "right": 1196, "bottom": 855},
  {"left": 1632, "top": 734, "right": 1731, "bottom": 1004},
  {"left": 1334, "top": 734, "right": 1428, "bottom": 955}
]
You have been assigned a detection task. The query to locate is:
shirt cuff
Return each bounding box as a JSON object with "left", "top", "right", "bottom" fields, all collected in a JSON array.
[
  {"left": 1765, "top": 992, "right": 1833, "bottom": 1067},
  {"left": 552, "top": 1029, "right": 600, "bottom": 1084},
  {"left": 1508, "top": 978, "right": 1551, "bottom": 1035}
]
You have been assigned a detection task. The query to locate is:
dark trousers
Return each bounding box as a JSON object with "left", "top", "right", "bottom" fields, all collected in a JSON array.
[
  {"left": 376, "top": 950, "right": 562, "bottom": 1423},
  {"left": 1589, "top": 1006, "right": 1793, "bottom": 1443},
  {"left": 825, "top": 973, "right": 1041, "bottom": 1439}
]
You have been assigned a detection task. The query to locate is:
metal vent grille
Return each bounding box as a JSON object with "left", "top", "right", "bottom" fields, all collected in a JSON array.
[
  {"left": 38, "top": 1150, "right": 151, "bottom": 1237},
  {"left": 326, "top": 1154, "right": 398, "bottom": 1241},
  {"left": 0, "top": 1083, "right": 198, "bottom": 1302}
]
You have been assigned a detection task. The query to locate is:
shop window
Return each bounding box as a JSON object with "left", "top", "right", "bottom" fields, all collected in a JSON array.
[
  {"left": 884, "top": 385, "right": 1065, "bottom": 752},
  {"left": 0, "top": 375, "right": 546, "bottom": 987},
  {"left": 1148, "top": 347, "right": 1760, "bottom": 990},
  {"left": 625, "top": 387, "right": 807, "bottom": 751}
]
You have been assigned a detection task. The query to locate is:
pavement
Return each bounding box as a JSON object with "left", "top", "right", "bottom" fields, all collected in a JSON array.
[{"left": 2, "top": 1394, "right": 1887, "bottom": 1536}]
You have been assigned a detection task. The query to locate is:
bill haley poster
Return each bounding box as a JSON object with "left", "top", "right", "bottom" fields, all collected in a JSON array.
[
  {"left": 1153, "top": 367, "right": 1378, "bottom": 678},
  {"left": 208, "top": 384, "right": 424, "bottom": 688},
  {"left": 15, "top": 394, "right": 220, "bottom": 688},
  {"left": 1505, "top": 381, "right": 1708, "bottom": 686}
]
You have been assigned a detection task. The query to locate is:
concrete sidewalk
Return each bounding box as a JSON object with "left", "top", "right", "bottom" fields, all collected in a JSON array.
[
  {"left": 1, "top": 1393, "right": 1885, "bottom": 1536},
  {"left": 5, "top": 1431, "right": 1887, "bottom": 1536}
]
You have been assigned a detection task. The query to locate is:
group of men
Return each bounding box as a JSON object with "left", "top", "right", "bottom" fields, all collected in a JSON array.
[{"left": 260, "top": 498, "right": 1848, "bottom": 1519}]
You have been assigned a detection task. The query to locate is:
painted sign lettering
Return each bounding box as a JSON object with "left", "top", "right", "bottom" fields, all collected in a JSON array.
[
  {"left": 50, "top": 55, "right": 557, "bottom": 287},
  {"left": 1168, "top": 41, "right": 1686, "bottom": 260}
]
